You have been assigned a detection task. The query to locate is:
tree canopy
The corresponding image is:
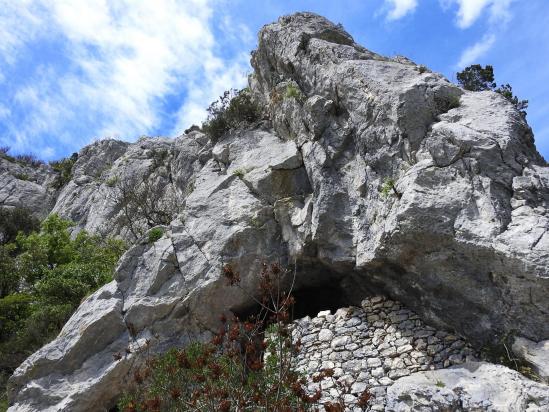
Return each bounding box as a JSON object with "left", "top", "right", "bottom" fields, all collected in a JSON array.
[{"left": 457, "top": 64, "right": 528, "bottom": 117}]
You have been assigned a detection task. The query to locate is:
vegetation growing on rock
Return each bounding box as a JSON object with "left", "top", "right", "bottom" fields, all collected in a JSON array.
[
  {"left": 50, "top": 152, "right": 78, "bottom": 189},
  {"left": 201, "top": 88, "right": 261, "bottom": 142},
  {"left": 0, "top": 213, "right": 125, "bottom": 407},
  {"left": 117, "top": 263, "right": 373, "bottom": 412},
  {"left": 457, "top": 64, "right": 528, "bottom": 116}
]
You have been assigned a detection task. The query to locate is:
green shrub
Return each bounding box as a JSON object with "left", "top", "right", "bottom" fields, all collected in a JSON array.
[
  {"left": 0, "top": 207, "right": 40, "bottom": 245},
  {"left": 13, "top": 173, "right": 29, "bottom": 181},
  {"left": 435, "top": 380, "right": 445, "bottom": 388},
  {"left": 106, "top": 176, "right": 119, "bottom": 187},
  {"left": 50, "top": 153, "right": 78, "bottom": 189},
  {"left": 457, "top": 64, "right": 528, "bottom": 116},
  {"left": 417, "top": 65, "right": 428, "bottom": 74},
  {"left": 0, "top": 294, "right": 33, "bottom": 341},
  {"left": 0, "top": 148, "right": 43, "bottom": 167},
  {"left": 148, "top": 227, "right": 164, "bottom": 243},
  {"left": 285, "top": 84, "right": 302, "bottom": 100},
  {"left": 232, "top": 168, "right": 245, "bottom": 178},
  {"left": 457, "top": 64, "right": 496, "bottom": 91},
  {"left": 202, "top": 88, "right": 261, "bottom": 142},
  {"left": 434, "top": 94, "right": 461, "bottom": 114},
  {"left": 381, "top": 177, "right": 401, "bottom": 199},
  {"left": 0, "top": 245, "right": 18, "bottom": 298},
  {"left": 0, "top": 214, "right": 126, "bottom": 384}
]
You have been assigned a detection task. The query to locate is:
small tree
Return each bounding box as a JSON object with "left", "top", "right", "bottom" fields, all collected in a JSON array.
[
  {"left": 457, "top": 64, "right": 528, "bottom": 116},
  {"left": 0, "top": 207, "right": 40, "bottom": 245},
  {"left": 456, "top": 64, "right": 496, "bottom": 92},
  {"left": 494, "top": 84, "right": 528, "bottom": 117},
  {"left": 113, "top": 173, "right": 180, "bottom": 241},
  {"left": 0, "top": 214, "right": 125, "bottom": 401},
  {"left": 201, "top": 88, "right": 261, "bottom": 142}
]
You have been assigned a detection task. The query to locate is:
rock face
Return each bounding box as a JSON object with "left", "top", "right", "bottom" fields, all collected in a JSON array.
[
  {"left": 5, "top": 12, "right": 549, "bottom": 412},
  {"left": 513, "top": 337, "right": 549, "bottom": 383},
  {"left": 385, "top": 362, "right": 549, "bottom": 411},
  {"left": 51, "top": 135, "right": 203, "bottom": 242},
  {"left": 0, "top": 156, "right": 57, "bottom": 217}
]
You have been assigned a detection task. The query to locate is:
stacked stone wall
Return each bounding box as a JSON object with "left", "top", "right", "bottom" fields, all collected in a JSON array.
[{"left": 292, "top": 295, "right": 479, "bottom": 410}]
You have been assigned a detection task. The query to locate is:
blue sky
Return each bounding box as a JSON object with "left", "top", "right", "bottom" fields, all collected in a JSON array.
[{"left": 0, "top": 0, "right": 547, "bottom": 161}]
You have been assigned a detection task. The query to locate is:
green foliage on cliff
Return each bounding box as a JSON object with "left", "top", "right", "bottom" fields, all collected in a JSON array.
[
  {"left": 202, "top": 88, "right": 261, "bottom": 142},
  {"left": 457, "top": 64, "right": 528, "bottom": 117},
  {"left": 0, "top": 213, "right": 125, "bottom": 407},
  {"left": 50, "top": 152, "right": 78, "bottom": 189}
]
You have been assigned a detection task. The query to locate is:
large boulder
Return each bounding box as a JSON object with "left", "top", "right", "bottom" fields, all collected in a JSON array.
[
  {"left": 6, "top": 12, "right": 549, "bottom": 411},
  {"left": 385, "top": 362, "right": 549, "bottom": 411},
  {"left": 249, "top": 12, "right": 548, "bottom": 344}
]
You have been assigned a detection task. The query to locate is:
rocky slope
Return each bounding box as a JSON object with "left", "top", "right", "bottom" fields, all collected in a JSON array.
[
  {"left": 3, "top": 12, "right": 549, "bottom": 411},
  {"left": 0, "top": 156, "right": 57, "bottom": 218}
]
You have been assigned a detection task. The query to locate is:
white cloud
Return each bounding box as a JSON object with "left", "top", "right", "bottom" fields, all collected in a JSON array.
[
  {"left": 445, "top": 0, "right": 513, "bottom": 28},
  {"left": 385, "top": 0, "right": 418, "bottom": 20},
  {"left": 456, "top": 33, "right": 496, "bottom": 67},
  {"left": 0, "top": 0, "right": 250, "bottom": 155}
]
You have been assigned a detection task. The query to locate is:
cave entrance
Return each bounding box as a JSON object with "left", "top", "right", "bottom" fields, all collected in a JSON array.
[
  {"left": 233, "top": 264, "right": 376, "bottom": 322},
  {"left": 291, "top": 280, "right": 352, "bottom": 319}
]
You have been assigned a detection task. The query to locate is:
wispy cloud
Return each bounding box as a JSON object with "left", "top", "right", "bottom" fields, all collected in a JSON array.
[
  {"left": 443, "top": 0, "right": 514, "bottom": 28},
  {"left": 456, "top": 33, "right": 496, "bottom": 67},
  {"left": 385, "top": 0, "right": 418, "bottom": 20},
  {"left": 0, "top": 0, "right": 250, "bottom": 157}
]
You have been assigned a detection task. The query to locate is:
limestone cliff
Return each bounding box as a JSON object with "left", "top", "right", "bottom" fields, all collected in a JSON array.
[{"left": 3, "top": 12, "right": 548, "bottom": 412}]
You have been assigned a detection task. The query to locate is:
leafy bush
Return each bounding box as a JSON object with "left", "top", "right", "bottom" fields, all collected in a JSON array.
[
  {"left": 0, "top": 214, "right": 126, "bottom": 398},
  {"left": 117, "top": 263, "right": 372, "bottom": 412},
  {"left": 285, "top": 84, "right": 302, "bottom": 100},
  {"left": 112, "top": 174, "right": 179, "bottom": 241},
  {"left": 380, "top": 178, "right": 401, "bottom": 199},
  {"left": 0, "top": 207, "right": 40, "bottom": 246},
  {"left": 434, "top": 94, "right": 461, "bottom": 113},
  {"left": 148, "top": 228, "right": 164, "bottom": 244},
  {"left": 106, "top": 176, "right": 119, "bottom": 187},
  {"left": 13, "top": 173, "right": 29, "bottom": 181},
  {"left": 457, "top": 64, "right": 528, "bottom": 116},
  {"left": 0, "top": 147, "right": 44, "bottom": 167},
  {"left": 50, "top": 153, "right": 78, "bottom": 189},
  {"left": 494, "top": 84, "right": 528, "bottom": 117},
  {"left": 202, "top": 88, "right": 261, "bottom": 142},
  {"left": 457, "top": 64, "right": 496, "bottom": 92}
]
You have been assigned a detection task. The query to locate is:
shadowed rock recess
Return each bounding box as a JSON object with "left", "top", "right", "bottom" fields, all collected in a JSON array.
[{"left": 4, "top": 12, "right": 549, "bottom": 411}]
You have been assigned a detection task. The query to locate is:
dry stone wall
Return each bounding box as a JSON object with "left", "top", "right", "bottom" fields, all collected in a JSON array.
[{"left": 292, "top": 296, "right": 479, "bottom": 410}]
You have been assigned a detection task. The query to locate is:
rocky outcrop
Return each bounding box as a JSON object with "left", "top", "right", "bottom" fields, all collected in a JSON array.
[
  {"left": 250, "top": 12, "right": 548, "bottom": 346},
  {"left": 6, "top": 12, "right": 549, "bottom": 411},
  {"left": 52, "top": 134, "right": 205, "bottom": 242},
  {"left": 0, "top": 156, "right": 57, "bottom": 217},
  {"left": 385, "top": 362, "right": 549, "bottom": 411}
]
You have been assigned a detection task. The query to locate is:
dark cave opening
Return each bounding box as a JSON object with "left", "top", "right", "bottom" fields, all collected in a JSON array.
[
  {"left": 232, "top": 264, "right": 376, "bottom": 322},
  {"left": 291, "top": 280, "right": 354, "bottom": 319}
]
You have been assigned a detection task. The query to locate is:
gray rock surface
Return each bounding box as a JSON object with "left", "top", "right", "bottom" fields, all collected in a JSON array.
[
  {"left": 513, "top": 337, "right": 549, "bottom": 383},
  {"left": 250, "top": 12, "right": 549, "bottom": 346},
  {"left": 385, "top": 362, "right": 549, "bottom": 411},
  {"left": 0, "top": 155, "right": 57, "bottom": 217},
  {"left": 5, "top": 12, "right": 549, "bottom": 411}
]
